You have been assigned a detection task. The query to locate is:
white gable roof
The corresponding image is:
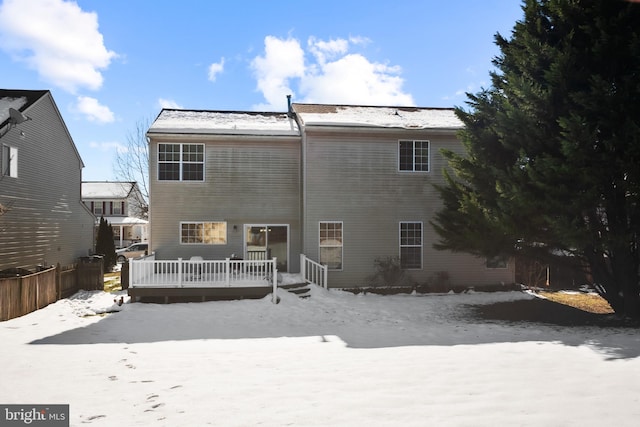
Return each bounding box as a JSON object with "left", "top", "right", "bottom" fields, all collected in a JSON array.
[
  {"left": 148, "top": 109, "right": 300, "bottom": 136},
  {"left": 82, "top": 182, "right": 135, "bottom": 199},
  {"left": 293, "top": 104, "right": 464, "bottom": 129}
]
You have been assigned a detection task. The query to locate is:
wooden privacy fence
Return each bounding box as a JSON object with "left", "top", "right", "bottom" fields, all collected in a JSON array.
[{"left": 0, "top": 257, "right": 104, "bottom": 322}]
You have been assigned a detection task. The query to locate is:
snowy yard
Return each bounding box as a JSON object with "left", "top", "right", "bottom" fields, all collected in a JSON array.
[{"left": 1, "top": 287, "right": 640, "bottom": 426}]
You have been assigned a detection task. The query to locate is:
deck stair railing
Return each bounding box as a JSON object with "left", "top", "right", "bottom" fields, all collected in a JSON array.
[{"left": 300, "top": 254, "right": 328, "bottom": 289}]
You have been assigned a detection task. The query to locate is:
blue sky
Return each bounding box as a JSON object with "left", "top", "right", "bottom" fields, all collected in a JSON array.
[{"left": 0, "top": 0, "right": 524, "bottom": 181}]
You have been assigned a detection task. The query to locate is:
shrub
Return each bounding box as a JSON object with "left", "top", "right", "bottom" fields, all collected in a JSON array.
[
  {"left": 367, "top": 256, "right": 414, "bottom": 287},
  {"left": 96, "top": 216, "right": 117, "bottom": 271}
]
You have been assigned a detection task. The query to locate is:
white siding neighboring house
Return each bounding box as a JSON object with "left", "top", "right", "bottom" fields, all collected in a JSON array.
[
  {"left": 82, "top": 181, "right": 148, "bottom": 248},
  {"left": 144, "top": 104, "right": 515, "bottom": 290},
  {"left": 0, "top": 89, "right": 94, "bottom": 271}
]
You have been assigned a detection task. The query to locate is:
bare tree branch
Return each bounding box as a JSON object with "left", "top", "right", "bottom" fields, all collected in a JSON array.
[{"left": 112, "top": 118, "right": 150, "bottom": 220}]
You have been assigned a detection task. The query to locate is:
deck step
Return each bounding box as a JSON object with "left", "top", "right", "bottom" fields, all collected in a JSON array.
[{"left": 278, "top": 281, "right": 311, "bottom": 298}]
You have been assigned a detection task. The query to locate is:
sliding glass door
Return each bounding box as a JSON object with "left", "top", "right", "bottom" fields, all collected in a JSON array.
[{"left": 245, "top": 225, "right": 288, "bottom": 272}]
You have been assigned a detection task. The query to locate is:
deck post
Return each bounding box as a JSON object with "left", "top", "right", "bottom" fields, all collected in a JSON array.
[
  {"left": 323, "top": 264, "right": 328, "bottom": 289},
  {"left": 129, "top": 258, "right": 134, "bottom": 290},
  {"left": 272, "top": 257, "right": 278, "bottom": 304},
  {"left": 300, "top": 254, "right": 306, "bottom": 280},
  {"left": 178, "top": 258, "right": 183, "bottom": 287},
  {"left": 225, "top": 258, "right": 231, "bottom": 287}
]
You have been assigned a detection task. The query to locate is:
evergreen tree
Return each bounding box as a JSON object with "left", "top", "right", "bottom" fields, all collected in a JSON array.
[
  {"left": 95, "top": 216, "right": 117, "bottom": 271},
  {"left": 432, "top": 0, "right": 640, "bottom": 319}
]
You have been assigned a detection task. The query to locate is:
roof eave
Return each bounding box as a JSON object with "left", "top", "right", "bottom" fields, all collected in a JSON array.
[{"left": 147, "top": 128, "right": 301, "bottom": 138}]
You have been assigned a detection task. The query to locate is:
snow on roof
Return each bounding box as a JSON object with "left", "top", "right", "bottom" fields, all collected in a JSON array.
[
  {"left": 105, "top": 216, "right": 148, "bottom": 225},
  {"left": 148, "top": 109, "right": 300, "bottom": 136},
  {"left": 82, "top": 182, "right": 135, "bottom": 199},
  {"left": 293, "top": 104, "right": 464, "bottom": 129},
  {"left": 0, "top": 96, "right": 28, "bottom": 125}
]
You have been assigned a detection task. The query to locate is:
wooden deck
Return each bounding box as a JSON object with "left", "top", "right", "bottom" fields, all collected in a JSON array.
[
  {"left": 128, "top": 285, "right": 275, "bottom": 303},
  {"left": 127, "top": 255, "right": 327, "bottom": 303}
]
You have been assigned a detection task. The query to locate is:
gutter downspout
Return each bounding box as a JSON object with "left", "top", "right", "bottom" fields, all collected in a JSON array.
[{"left": 288, "top": 99, "right": 307, "bottom": 271}]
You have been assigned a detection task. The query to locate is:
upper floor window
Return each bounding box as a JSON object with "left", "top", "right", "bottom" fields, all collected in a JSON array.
[
  {"left": 92, "top": 201, "right": 103, "bottom": 216},
  {"left": 399, "top": 140, "right": 429, "bottom": 172},
  {"left": 2, "top": 145, "right": 18, "bottom": 178},
  {"left": 158, "top": 143, "right": 204, "bottom": 181},
  {"left": 111, "top": 201, "right": 123, "bottom": 216}
]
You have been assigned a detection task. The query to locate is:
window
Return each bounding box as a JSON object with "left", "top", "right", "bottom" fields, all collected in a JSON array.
[
  {"left": 486, "top": 256, "right": 508, "bottom": 269},
  {"left": 93, "top": 202, "right": 103, "bottom": 216},
  {"left": 2, "top": 145, "right": 18, "bottom": 178},
  {"left": 159, "top": 143, "right": 204, "bottom": 181},
  {"left": 181, "top": 222, "right": 227, "bottom": 244},
  {"left": 111, "top": 201, "right": 123, "bottom": 216},
  {"left": 399, "top": 140, "right": 429, "bottom": 172},
  {"left": 400, "top": 222, "right": 422, "bottom": 269},
  {"left": 320, "top": 222, "right": 343, "bottom": 270}
]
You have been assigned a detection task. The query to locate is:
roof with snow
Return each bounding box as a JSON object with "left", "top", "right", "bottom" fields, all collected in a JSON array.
[
  {"left": 0, "top": 89, "right": 49, "bottom": 128},
  {"left": 148, "top": 109, "right": 300, "bottom": 136},
  {"left": 292, "top": 103, "right": 464, "bottom": 129},
  {"left": 82, "top": 181, "right": 137, "bottom": 199}
]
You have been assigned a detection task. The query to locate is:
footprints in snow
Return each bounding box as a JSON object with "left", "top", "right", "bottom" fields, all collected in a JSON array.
[{"left": 106, "top": 347, "right": 183, "bottom": 418}]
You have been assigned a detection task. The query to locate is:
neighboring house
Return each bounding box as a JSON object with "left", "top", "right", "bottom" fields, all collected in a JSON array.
[
  {"left": 82, "top": 181, "right": 148, "bottom": 248},
  {"left": 144, "top": 103, "right": 515, "bottom": 289},
  {"left": 0, "top": 89, "right": 94, "bottom": 271}
]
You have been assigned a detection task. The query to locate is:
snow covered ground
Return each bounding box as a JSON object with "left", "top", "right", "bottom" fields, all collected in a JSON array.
[{"left": 2, "top": 287, "right": 640, "bottom": 426}]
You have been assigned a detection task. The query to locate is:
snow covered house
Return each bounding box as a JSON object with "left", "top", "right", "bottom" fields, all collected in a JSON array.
[
  {"left": 82, "top": 181, "right": 148, "bottom": 248},
  {"left": 0, "top": 89, "right": 94, "bottom": 272},
  {"left": 136, "top": 103, "right": 514, "bottom": 298}
]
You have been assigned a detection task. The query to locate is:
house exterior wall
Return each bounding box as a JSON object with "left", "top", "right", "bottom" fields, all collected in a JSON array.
[
  {"left": 302, "top": 126, "right": 516, "bottom": 288},
  {"left": 148, "top": 134, "right": 302, "bottom": 272},
  {"left": 0, "top": 94, "right": 94, "bottom": 270}
]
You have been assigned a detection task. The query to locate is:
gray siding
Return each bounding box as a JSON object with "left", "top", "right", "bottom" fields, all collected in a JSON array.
[
  {"left": 302, "top": 127, "right": 515, "bottom": 288},
  {"left": 148, "top": 135, "right": 302, "bottom": 272},
  {"left": 0, "top": 94, "right": 95, "bottom": 270}
]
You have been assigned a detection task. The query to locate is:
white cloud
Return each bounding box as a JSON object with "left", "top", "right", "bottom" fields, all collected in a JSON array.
[
  {"left": 250, "top": 36, "right": 305, "bottom": 110},
  {"left": 158, "top": 98, "right": 183, "bottom": 109},
  {"left": 251, "top": 35, "right": 414, "bottom": 110},
  {"left": 307, "top": 36, "right": 349, "bottom": 65},
  {"left": 0, "top": 0, "right": 116, "bottom": 93},
  {"left": 208, "top": 58, "right": 225, "bottom": 82},
  {"left": 75, "top": 96, "right": 114, "bottom": 123}
]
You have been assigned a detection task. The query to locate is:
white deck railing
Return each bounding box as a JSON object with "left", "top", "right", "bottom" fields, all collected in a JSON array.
[
  {"left": 129, "top": 256, "right": 278, "bottom": 290},
  {"left": 300, "top": 254, "right": 328, "bottom": 289}
]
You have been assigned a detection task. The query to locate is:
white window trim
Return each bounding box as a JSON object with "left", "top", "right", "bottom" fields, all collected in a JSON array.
[
  {"left": 399, "top": 221, "right": 423, "bottom": 269},
  {"left": 2, "top": 144, "right": 18, "bottom": 178},
  {"left": 319, "top": 221, "right": 344, "bottom": 271},
  {"left": 93, "top": 201, "right": 104, "bottom": 216},
  {"left": 158, "top": 143, "right": 205, "bottom": 182},
  {"left": 180, "top": 221, "right": 227, "bottom": 245},
  {"left": 398, "top": 140, "right": 430, "bottom": 173},
  {"left": 111, "top": 201, "right": 123, "bottom": 216}
]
